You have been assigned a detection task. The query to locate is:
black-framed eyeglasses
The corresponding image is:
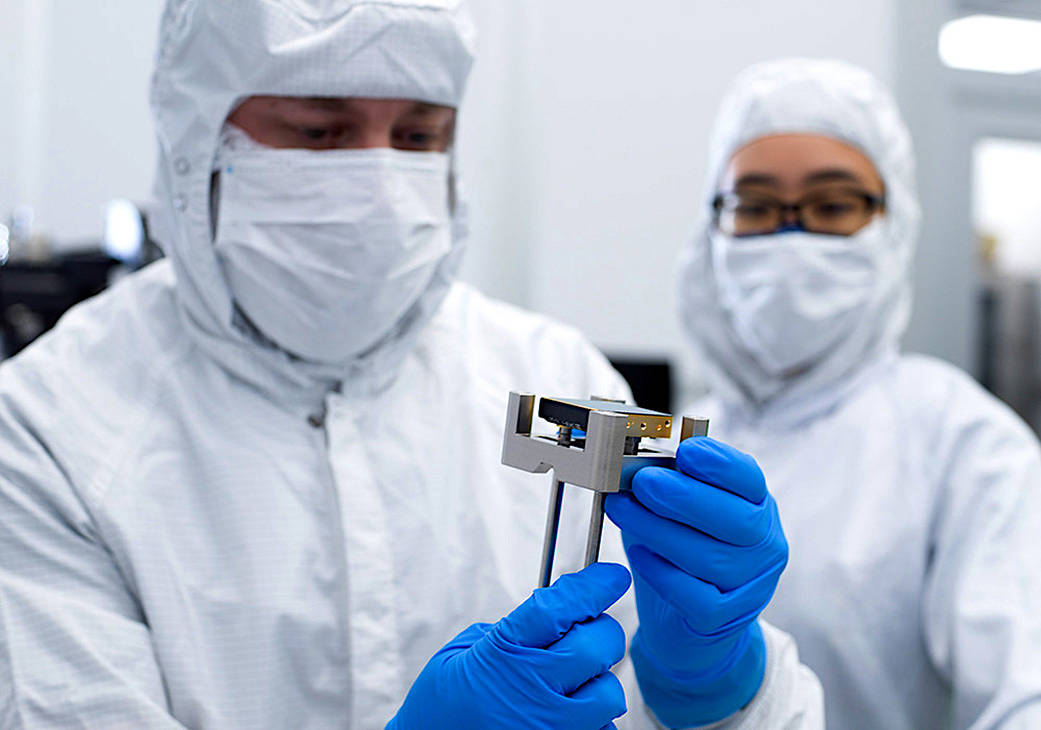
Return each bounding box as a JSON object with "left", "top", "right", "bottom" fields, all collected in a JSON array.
[{"left": 713, "top": 189, "right": 886, "bottom": 237}]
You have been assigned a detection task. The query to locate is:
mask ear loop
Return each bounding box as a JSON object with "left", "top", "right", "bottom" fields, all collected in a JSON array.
[
  {"left": 207, "top": 94, "right": 256, "bottom": 241},
  {"left": 209, "top": 172, "right": 221, "bottom": 242}
]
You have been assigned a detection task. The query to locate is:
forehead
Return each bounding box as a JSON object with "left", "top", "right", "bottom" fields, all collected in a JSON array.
[{"left": 721, "top": 133, "right": 883, "bottom": 192}]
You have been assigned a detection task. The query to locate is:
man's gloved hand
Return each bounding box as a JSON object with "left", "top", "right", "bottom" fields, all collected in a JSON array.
[
  {"left": 387, "top": 563, "right": 632, "bottom": 730},
  {"left": 605, "top": 437, "right": 788, "bottom": 728}
]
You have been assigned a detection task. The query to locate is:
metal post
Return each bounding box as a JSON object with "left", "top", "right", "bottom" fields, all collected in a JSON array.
[
  {"left": 538, "top": 480, "right": 565, "bottom": 588},
  {"left": 583, "top": 491, "right": 607, "bottom": 567}
]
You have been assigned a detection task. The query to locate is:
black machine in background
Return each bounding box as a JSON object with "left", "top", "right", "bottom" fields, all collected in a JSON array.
[
  {"left": 606, "top": 357, "right": 673, "bottom": 414},
  {"left": 978, "top": 274, "right": 1041, "bottom": 435},
  {"left": 0, "top": 201, "right": 162, "bottom": 360},
  {"left": 0, "top": 252, "right": 123, "bottom": 357}
]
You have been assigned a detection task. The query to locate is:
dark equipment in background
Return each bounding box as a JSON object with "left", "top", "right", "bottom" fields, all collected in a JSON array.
[
  {"left": 607, "top": 357, "right": 673, "bottom": 414},
  {"left": 0, "top": 201, "right": 161, "bottom": 360},
  {"left": 978, "top": 274, "right": 1041, "bottom": 435},
  {"left": 0, "top": 253, "right": 122, "bottom": 357}
]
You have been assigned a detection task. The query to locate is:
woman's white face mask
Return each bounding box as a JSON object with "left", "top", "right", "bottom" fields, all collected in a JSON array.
[
  {"left": 212, "top": 129, "right": 453, "bottom": 364},
  {"left": 710, "top": 220, "right": 886, "bottom": 377}
]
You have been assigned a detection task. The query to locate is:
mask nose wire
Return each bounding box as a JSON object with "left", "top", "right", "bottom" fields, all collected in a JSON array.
[{"left": 774, "top": 202, "right": 807, "bottom": 235}]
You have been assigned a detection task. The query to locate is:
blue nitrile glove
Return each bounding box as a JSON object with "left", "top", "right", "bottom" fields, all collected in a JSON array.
[
  {"left": 387, "top": 563, "right": 632, "bottom": 730},
  {"left": 604, "top": 437, "right": 788, "bottom": 728}
]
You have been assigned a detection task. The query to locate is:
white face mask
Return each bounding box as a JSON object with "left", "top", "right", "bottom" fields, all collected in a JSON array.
[
  {"left": 711, "top": 221, "right": 885, "bottom": 377},
  {"left": 213, "top": 138, "right": 453, "bottom": 364}
]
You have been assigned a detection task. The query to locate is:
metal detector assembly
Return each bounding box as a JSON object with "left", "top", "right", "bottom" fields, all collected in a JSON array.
[{"left": 501, "top": 392, "right": 709, "bottom": 589}]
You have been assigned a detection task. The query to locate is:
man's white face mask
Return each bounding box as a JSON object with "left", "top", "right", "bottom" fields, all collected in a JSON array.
[
  {"left": 710, "top": 221, "right": 886, "bottom": 377},
  {"left": 213, "top": 126, "right": 453, "bottom": 364}
]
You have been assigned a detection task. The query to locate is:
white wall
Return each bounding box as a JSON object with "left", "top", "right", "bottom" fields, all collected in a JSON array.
[
  {"left": 0, "top": 0, "right": 42, "bottom": 224},
  {"left": 1, "top": 0, "right": 162, "bottom": 246},
  {"left": 2, "top": 0, "right": 901, "bottom": 398}
]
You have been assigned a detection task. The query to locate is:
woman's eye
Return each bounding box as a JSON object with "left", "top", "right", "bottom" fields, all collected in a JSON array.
[
  {"left": 815, "top": 202, "right": 856, "bottom": 218},
  {"left": 736, "top": 204, "right": 772, "bottom": 218}
]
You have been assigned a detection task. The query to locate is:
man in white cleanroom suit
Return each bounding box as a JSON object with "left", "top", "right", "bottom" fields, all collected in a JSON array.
[
  {"left": 678, "top": 58, "right": 1041, "bottom": 729},
  {"left": 0, "top": 2, "right": 823, "bottom": 728}
]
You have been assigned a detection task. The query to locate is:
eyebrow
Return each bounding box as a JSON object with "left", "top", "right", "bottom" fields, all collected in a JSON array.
[
  {"left": 802, "top": 168, "right": 865, "bottom": 186},
  {"left": 734, "top": 173, "right": 782, "bottom": 188},
  {"left": 734, "top": 168, "right": 868, "bottom": 190},
  {"left": 298, "top": 97, "right": 351, "bottom": 112},
  {"left": 404, "top": 102, "right": 449, "bottom": 116}
]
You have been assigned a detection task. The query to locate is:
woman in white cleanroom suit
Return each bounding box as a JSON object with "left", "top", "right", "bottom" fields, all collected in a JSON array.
[{"left": 679, "top": 58, "right": 1041, "bottom": 729}]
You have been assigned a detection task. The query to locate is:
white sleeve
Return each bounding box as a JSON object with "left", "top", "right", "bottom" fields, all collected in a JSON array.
[
  {"left": 680, "top": 622, "right": 824, "bottom": 730},
  {"left": 0, "top": 399, "right": 185, "bottom": 728},
  {"left": 613, "top": 619, "right": 824, "bottom": 730},
  {"left": 921, "top": 396, "right": 1041, "bottom": 729}
]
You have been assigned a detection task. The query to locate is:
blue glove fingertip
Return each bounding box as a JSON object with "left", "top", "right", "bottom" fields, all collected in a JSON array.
[
  {"left": 677, "top": 438, "right": 768, "bottom": 504},
  {"left": 568, "top": 671, "right": 628, "bottom": 722},
  {"left": 629, "top": 466, "right": 698, "bottom": 523},
  {"left": 571, "top": 561, "right": 633, "bottom": 600},
  {"left": 498, "top": 563, "right": 632, "bottom": 649},
  {"left": 630, "top": 465, "right": 673, "bottom": 492}
]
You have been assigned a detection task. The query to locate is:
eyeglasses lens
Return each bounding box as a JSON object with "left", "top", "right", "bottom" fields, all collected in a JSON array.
[{"left": 717, "top": 192, "right": 879, "bottom": 237}]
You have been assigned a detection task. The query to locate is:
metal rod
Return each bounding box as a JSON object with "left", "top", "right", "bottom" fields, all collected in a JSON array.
[
  {"left": 583, "top": 491, "right": 607, "bottom": 567},
  {"left": 538, "top": 480, "right": 565, "bottom": 588}
]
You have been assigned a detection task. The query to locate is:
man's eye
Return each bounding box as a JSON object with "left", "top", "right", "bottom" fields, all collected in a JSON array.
[
  {"left": 395, "top": 129, "right": 440, "bottom": 148},
  {"left": 299, "top": 128, "right": 330, "bottom": 140}
]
